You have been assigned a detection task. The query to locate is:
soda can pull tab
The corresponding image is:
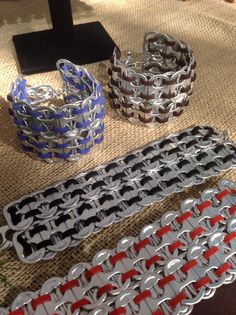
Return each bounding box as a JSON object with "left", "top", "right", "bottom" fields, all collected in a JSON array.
[{"left": 0, "top": 226, "right": 13, "bottom": 252}]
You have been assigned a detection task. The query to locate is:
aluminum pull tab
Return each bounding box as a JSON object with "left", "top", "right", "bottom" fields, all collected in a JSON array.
[{"left": 0, "top": 226, "right": 13, "bottom": 251}]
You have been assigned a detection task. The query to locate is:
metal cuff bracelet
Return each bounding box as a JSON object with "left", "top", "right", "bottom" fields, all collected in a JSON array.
[
  {"left": 7, "top": 59, "right": 105, "bottom": 162},
  {"left": 0, "top": 125, "right": 236, "bottom": 264},
  {"left": 108, "top": 32, "right": 196, "bottom": 127},
  {"left": 1, "top": 179, "right": 236, "bottom": 315}
]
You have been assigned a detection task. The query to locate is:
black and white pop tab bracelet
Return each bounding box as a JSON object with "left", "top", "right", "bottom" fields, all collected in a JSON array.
[{"left": 0, "top": 125, "right": 236, "bottom": 264}]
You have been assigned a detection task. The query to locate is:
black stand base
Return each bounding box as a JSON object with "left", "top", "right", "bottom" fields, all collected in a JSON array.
[{"left": 13, "top": 22, "right": 117, "bottom": 75}]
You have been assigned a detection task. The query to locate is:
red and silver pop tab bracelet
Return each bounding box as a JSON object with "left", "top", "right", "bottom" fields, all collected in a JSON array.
[{"left": 1, "top": 179, "right": 236, "bottom": 315}]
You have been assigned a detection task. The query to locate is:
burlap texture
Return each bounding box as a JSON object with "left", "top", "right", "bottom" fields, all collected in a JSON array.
[{"left": 0, "top": 0, "right": 236, "bottom": 308}]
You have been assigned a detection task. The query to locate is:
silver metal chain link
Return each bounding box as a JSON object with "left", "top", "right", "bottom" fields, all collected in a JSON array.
[
  {"left": 0, "top": 125, "right": 236, "bottom": 264},
  {"left": 1, "top": 179, "right": 236, "bottom": 315}
]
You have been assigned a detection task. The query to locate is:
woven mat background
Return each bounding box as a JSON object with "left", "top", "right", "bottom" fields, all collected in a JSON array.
[{"left": 0, "top": 0, "right": 236, "bottom": 307}]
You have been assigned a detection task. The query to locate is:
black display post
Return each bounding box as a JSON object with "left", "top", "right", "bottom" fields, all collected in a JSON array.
[{"left": 13, "top": 0, "right": 117, "bottom": 75}]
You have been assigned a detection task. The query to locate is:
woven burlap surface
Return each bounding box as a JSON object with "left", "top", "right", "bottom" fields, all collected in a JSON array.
[{"left": 0, "top": 0, "right": 236, "bottom": 307}]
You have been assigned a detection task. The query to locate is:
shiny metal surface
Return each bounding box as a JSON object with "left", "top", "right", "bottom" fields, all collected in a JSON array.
[
  {"left": 0, "top": 125, "right": 236, "bottom": 264},
  {"left": 7, "top": 59, "right": 105, "bottom": 162},
  {"left": 2, "top": 180, "right": 236, "bottom": 315},
  {"left": 108, "top": 32, "right": 196, "bottom": 127}
]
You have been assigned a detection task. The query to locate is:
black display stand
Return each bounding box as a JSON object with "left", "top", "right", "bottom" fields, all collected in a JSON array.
[{"left": 13, "top": 0, "right": 117, "bottom": 75}]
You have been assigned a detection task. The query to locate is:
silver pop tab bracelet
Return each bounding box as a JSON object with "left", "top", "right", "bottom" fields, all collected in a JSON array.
[
  {"left": 108, "top": 32, "right": 196, "bottom": 127},
  {"left": 7, "top": 59, "right": 105, "bottom": 162},
  {"left": 0, "top": 125, "right": 236, "bottom": 265},
  {"left": 1, "top": 179, "right": 236, "bottom": 315}
]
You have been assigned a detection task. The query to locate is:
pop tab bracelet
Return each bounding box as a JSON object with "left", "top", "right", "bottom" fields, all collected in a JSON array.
[
  {"left": 1, "top": 179, "right": 236, "bottom": 315},
  {"left": 108, "top": 32, "right": 196, "bottom": 127},
  {"left": 7, "top": 59, "right": 105, "bottom": 162},
  {"left": 0, "top": 125, "right": 236, "bottom": 265}
]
